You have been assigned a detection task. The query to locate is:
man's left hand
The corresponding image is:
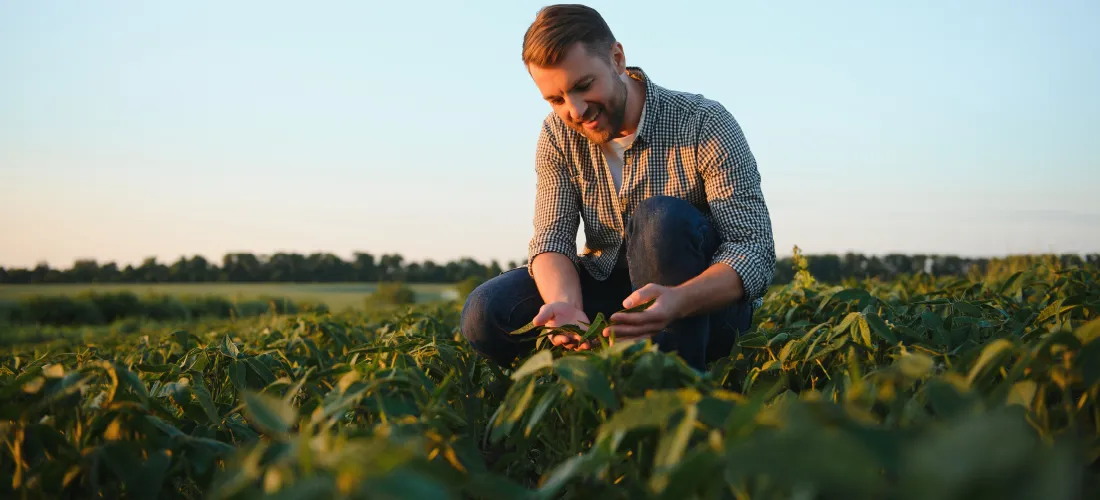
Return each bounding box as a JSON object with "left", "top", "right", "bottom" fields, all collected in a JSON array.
[{"left": 605, "top": 284, "right": 686, "bottom": 340}]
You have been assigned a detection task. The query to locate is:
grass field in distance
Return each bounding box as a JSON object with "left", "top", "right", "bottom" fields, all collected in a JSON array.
[{"left": 0, "top": 282, "right": 460, "bottom": 311}]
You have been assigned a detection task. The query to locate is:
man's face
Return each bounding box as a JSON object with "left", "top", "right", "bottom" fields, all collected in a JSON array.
[{"left": 528, "top": 42, "right": 628, "bottom": 144}]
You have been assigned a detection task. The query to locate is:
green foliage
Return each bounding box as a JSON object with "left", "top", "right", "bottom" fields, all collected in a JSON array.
[
  {"left": 3, "top": 291, "right": 323, "bottom": 328},
  {"left": 0, "top": 252, "right": 1097, "bottom": 498},
  {"left": 368, "top": 282, "right": 417, "bottom": 306}
]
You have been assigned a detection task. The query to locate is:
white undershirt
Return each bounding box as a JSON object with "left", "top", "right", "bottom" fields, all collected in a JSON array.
[{"left": 599, "top": 78, "right": 645, "bottom": 196}]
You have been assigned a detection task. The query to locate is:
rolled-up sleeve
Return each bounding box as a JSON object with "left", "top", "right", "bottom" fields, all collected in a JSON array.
[
  {"left": 527, "top": 121, "right": 580, "bottom": 277},
  {"left": 696, "top": 106, "right": 776, "bottom": 304}
]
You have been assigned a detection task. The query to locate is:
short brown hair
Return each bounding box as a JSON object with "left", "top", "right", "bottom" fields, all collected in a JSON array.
[{"left": 522, "top": 4, "right": 616, "bottom": 67}]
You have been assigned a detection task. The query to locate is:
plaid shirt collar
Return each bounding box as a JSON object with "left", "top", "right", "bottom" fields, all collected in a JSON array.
[{"left": 623, "top": 66, "right": 661, "bottom": 148}]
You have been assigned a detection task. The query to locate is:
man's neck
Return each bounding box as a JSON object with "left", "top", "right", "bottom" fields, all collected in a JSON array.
[{"left": 616, "top": 71, "right": 646, "bottom": 138}]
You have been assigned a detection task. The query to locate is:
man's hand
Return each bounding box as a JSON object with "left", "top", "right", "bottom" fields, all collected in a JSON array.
[
  {"left": 606, "top": 284, "right": 686, "bottom": 340},
  {"left": 532, "top": 302, "right": 593, "bottom": 351}
]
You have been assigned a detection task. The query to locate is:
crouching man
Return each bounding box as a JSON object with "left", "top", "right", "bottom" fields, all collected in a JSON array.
[{"left": 460, "top": 4, "right": 776, "bottom": 372}]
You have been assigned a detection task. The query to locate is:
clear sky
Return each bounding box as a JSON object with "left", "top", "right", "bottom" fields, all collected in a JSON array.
[{"left": 2, "top": 0, "right": 1098, "bottom": 269}]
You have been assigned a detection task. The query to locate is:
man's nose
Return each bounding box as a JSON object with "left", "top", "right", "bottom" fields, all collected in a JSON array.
[{"left": 564, "top": 95, "right": 587, "bottom": 122}]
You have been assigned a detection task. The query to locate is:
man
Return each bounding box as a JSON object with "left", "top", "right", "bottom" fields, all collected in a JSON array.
[{"left": 460, "top": 4, "right": 775, "bottom": 372}]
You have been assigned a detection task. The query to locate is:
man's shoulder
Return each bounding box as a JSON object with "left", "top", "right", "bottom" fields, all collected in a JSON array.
[
  {"left": 650, "top": 82, "right": 733, "bottom": 132},
  {"left": 538, "top": 111, "right": 567, "bottom": 135}
]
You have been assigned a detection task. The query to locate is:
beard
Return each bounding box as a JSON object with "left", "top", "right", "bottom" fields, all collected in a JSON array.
[{"left": 566, "top": 72, "right": 628, "bottom": 144}]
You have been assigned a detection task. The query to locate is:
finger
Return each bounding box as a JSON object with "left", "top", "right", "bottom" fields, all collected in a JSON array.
[
  {"left": 606, "top": 323, "right": 664, "bottom": 339},
  {"left": 622, "top": 284, "right": 661, "bottom": 309},
  {"left": 532, "top": 305, "right": 553, "bottom": 326},
  {"left": 550, "top": 334, "right": 574, "bottom": 346},
  {"left": 610, "top": 310, "right": 657, "bottom": 325},
  {"left": 615, "top": 307, "right": 661, "bottom": 324}
]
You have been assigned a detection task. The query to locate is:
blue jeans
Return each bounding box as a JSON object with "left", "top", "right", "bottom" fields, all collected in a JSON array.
[{"left": 459, "top": 196, "right": 754, "bottom": 372}]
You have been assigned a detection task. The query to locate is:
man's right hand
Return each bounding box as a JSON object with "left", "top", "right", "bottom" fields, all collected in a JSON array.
[{"left": 532, "top": 302, "right": 592, "bottom": 351}]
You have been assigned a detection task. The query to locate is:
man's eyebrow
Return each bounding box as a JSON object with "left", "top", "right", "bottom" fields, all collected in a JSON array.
[{"left": 544, "top": 73, "right": 596, "bottom": 101}]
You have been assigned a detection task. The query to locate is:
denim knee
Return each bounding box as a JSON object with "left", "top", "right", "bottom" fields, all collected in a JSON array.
[
  {"left": 458, "top": 269, "right": 541, "bottom": 366},
  {"left": 631, "top": 196, "right": 707, "bottom": 241},
  {"left": 627, "top": 196, "right": 716, "bottom": 271},
  {"left": 459, "top": 282, "right": 502, "bottom": 355}
]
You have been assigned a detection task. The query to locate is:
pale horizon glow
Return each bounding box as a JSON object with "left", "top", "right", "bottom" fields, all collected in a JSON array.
[{"left": 2, "top": 0, "right": 1099, "bottom": 269}]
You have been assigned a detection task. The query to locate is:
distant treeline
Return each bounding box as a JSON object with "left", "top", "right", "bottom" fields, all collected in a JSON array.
[
  {"left": 1, "top": 251, "right": 1097, "bottom": 285},
  {"left": 0, "top": 291, "right": 329, "bottom": 328},
  {"left": 0, "top": 253, "right": 507, "bottom": 284}
]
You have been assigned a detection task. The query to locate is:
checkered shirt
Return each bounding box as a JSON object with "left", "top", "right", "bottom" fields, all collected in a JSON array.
[{"left": 527, "top": 67, "right": 776, "bottom": 306}]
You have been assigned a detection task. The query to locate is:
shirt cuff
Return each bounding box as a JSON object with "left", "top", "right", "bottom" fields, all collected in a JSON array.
[{"left": 711, "top": 244, "right": 774, "bottom": 304}]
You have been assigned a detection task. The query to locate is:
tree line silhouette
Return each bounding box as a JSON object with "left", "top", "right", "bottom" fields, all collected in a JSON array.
[{"left": 1, "top": 251, "right": 1096, "bottom": 285}]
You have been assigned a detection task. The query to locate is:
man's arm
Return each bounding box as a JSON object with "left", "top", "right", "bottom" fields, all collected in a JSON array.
[
  {"left": 531, "top": 252, "right": 582, "bottom": 308},
  {"left": 527, "top": 120, "right": 584, "bottom": 308},
  {"left": 605, "top": 107, "right": 774, "bottom": 339},
  {"left": 686, "top": 105, "right": 776, "bottom": 309}
]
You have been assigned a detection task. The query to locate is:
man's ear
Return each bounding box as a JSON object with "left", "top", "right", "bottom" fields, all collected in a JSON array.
[{"left": 610, "top": 42, "right": 626, "bottom": 74}]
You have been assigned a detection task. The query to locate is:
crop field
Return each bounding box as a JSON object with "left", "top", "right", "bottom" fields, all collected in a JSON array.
[
  {"left": 0, "top": 282, "right": 459, "bottom": 312},
  {"left": 1, "top": 251, "right": 1098, "bottom": 499}
]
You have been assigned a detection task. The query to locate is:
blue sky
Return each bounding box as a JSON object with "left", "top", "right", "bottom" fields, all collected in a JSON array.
[{"left": 2, "top": 0, "right": 1098, "bottom": 269}]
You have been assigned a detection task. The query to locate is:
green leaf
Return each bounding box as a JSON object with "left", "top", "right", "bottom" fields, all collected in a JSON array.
[
  {"left": 830, "top": 288, "right": 874, "bottom": 308},
  {"left": 1073, "top": 317, "right": 1100, "bottom": 344},
  {"left": 864, "top": 313, "right": 899, "bottom": 345},
  {"left": 245, "top": 357, "right": 277, "bottom": 385},
  {"left": 836, "top": 311, "right": 861, "bottom": 334},
  {"left": 492, "top": 377, "right": 536, "bottom": 443},
  {"left": 924, "top": 379, "right": 976, "bottom": 419},
  {"left": 597, "top": 390, "right": 695, "bottom": 442},
  {"left": 650, "top": 404, "right": 698, "bottom": 493},
  {"left": 466, "top": 473, "right": 536, "bottom": 500},
  {"left": 553, "top": 356, "right": 618, "bottom": 410},
  {"left": 511, "top": 350, "right": 553, "bottom": 381},
  {"left": 856, "top": 315, "right": 872, "bottom": 347},
  {"left": 1036, "top": 298, "right": 1066, "bottom": 324},
  {"left": 145, "top": 415, "right": 185, "bottom": 438},
  {"left": 1076, "top": 337, "right": 1100, "bottom": 387},
  {"left": 185, "top": 436, "right": 237, "bottom": 454},
  {"left": 921, "top": 310, "right": 944, "bottom": 330},
  {"left": 228, "top": 359, "right": 249, "bottom": 393},
  {"left": 101, "top": 443, "right": 171, "bottom": 499},
  {"left": 898, "top": 408, "right": 1041, "bottom": 499},
  {"left": 509, "top": 320, "right": 541, "bottom": 336},
  {"left": 696, "top": 395, "right": 736, "bottom": 429},
  {"left": 998, "top": 271, "right": 1023, "bottom": 294},
  {"left": 584, "top": 312, "right": 607, "bottom": 340},
  {"left": 190, "top": 376, "right": 221, "bottom": 426},
  {"left": 173, "top": 329, "right": 194, "bottom": 349},
  {"left": 737, "top": 331, "right": 768, "bottom": 348},
  {"left": 656, "top": 447, "right": 723, "bottom": 500},
  {"left": 724, "top": 417, "right": 888, "bottom": 497},
  {"left": 221, "top": 334, "right": 240, "bottom": 359},
  {"left": 966, "top": 339, "right": 1016, "bottom": 386},
  {"left": 260, "top": 477, "right": 335, "bottom": 500},
  {"left": 42, "top": 364, "right": 64, "bottom": 378},
  {"left": 524, "top": 384, "right": 561, "bottom": 437},
  {"left": 953, "top": 301, "right": 983, "bottom": 317},
  {"left": 242, "top": 390, "right": 296, "bottom": 435},
  {"left": 535, "top": 453, "right": 591, "bottom": 500},
  {"left": 1005, "top": 381, "right": 1038, "bottom": 408}
]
